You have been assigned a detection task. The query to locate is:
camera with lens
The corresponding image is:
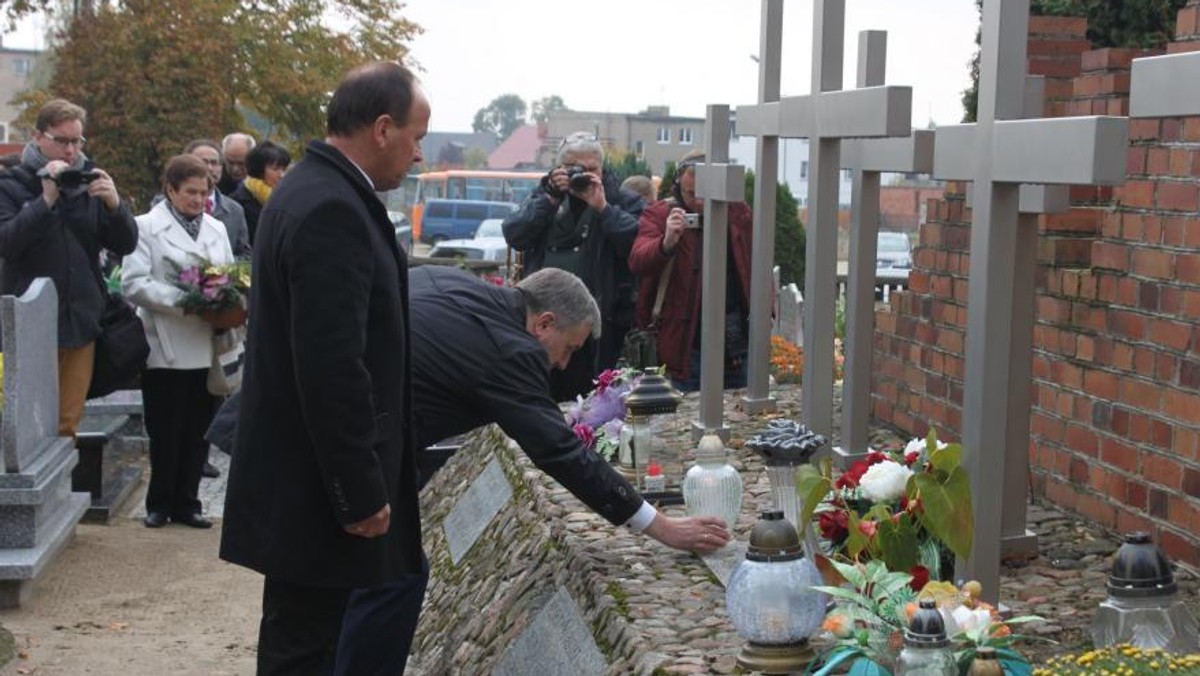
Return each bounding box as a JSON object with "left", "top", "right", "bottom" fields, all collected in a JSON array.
[
  {"left": 563, "top": 165, "right": 593, "bottom": 192},
  {"left": 38, "top": 167, "right": 99, "bottom": 189},
  {"left": 683, "top": 213, "right": 700, "bottom": 229}
]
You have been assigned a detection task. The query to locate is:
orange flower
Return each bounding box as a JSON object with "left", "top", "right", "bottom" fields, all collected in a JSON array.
[
  {"left": 904, "top": 601, "right": 918, "bottom": 622},
  {"left": 822, "top": 612, "right": 853, "bottom": 638}
]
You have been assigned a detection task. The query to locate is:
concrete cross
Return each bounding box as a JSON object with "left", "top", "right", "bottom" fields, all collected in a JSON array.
[
  {"left": 932, "top": 0, "right": 1128, "bottom": 602},
  {"left": 1130, "top": 50, "right": 1200, "bottom": 117},
  {"left": 691, "top": 104, "right": 746, "bottom": 438},
  {"left": 836, "top": 30, "right": 935, "bottom": 468},
  {"left": 736, "top": 0, "right": 913, "bottom": 441}
]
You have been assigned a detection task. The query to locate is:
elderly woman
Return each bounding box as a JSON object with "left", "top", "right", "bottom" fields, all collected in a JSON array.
[
  {"left": 122, "top": 154, "right": 238, "bottom": 529},
  {"left": 229, "top": 140, "right": 290, "bottom": 244}
]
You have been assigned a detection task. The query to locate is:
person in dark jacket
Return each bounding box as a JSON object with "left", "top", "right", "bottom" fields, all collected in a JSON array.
[
  {"left": 0, "top": 98, "right": 137, "bottom": 438},
  {"left": 228, "top": 140, "right": 290, "bottom": 245},
  {"left": 628, "top": 150, "right": 754, "bottom": 391},
  {"left": 217, "top": 132, "right": 254, "bottom": 197},
  {"left": 502, "top": 131, "right": 643, "bottom": 401},
  {"left": 220, "top": 62, "right": 430, "bottom": 676}
]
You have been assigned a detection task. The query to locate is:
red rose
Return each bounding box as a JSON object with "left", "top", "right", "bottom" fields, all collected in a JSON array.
[
  {"left": 573, "top": 423, "right": 596, "bottom": 449},
  {"left": 904, "top": 451, "right": 921, "bottom": 466},
  {"left": 819, "top": 510, "right": 849, "bottom": 542},
  {"left": 909, "top": 565, "right": 930, "bottom": 592},
  {"left": 835, "top": 461, "right": 870, "bottom": 489},
  {"left": 866, "top": 450, "right": 889, "bottom": 466}
]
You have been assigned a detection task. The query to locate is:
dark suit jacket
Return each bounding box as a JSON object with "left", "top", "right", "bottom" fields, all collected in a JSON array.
[
  {"left": 220, "top": 140, "right": 422, "bottom": 589},
  {"left": 211, "top": 192, "right": 251, "bottom": 260},
  {"left": 409, "top": 266, "right": 642, "bottom": 525}
]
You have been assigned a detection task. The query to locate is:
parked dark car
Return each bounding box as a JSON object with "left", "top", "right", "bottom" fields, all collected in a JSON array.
[{"left": 419, "top": 199, "right": 517, "bottom": 244}]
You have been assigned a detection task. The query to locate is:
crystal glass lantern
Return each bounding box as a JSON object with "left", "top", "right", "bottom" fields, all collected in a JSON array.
[
  {"left": 745, "top": 419, "right": 828, "bottom": 531},
  {"left": 725, "top": 510, "right": 827, "bottom": 674},
  {"left": 682, "top": 433, "right": 743, "bottom": 532},
  {"left": 1091, "top": 531, "right": 1200, "bottom": 653},
  {"left": 895, "top": 599, "right": 957, "bottom": 675},
  {"left": 622, "top": 368, "right": 683, "bottom": 483}
]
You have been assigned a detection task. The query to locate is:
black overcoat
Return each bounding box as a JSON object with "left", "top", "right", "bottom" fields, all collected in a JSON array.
[{"left": 220, "top": 140, "right": 422, "bottom": 589}]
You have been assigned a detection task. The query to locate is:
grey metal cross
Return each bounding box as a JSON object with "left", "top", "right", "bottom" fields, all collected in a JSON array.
[
  {"left": 836, "top": 30, "right": 935, "bottom": 468},
  {"left": 691, "top": 104, "right": 746, "bottom": 438},
  {"left": 932, "top": 0, "right": 1127, "bottom": 602},
  {"left": 736, "top": 0, "right": 912, "bottom": 441},
  {"left": 1130, "top": 50, "right": 1200, "bottom": 117}
]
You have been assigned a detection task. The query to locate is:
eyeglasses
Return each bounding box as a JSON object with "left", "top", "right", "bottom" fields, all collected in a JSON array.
[{"left": 43, "top": 134, "right": 87, "bottom": 148}]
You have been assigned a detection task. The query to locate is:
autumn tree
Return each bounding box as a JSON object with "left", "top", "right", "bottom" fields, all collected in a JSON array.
[
  {"left": 472, "top": 94, "right": 527, "bottom": 141},
  {"left": 531, "top": 95, "right": 568, "bottom": 125}
]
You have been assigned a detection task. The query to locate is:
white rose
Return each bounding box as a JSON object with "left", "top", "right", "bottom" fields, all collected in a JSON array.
[
  {"left": 858, "top": 460, "right": 914, "bottom": 503},
  {"left": 904, "top": 437, "right": 948, "bottom": 459},
  {"left": 948, "top": 605, "right": 993, "bottom": 636}
]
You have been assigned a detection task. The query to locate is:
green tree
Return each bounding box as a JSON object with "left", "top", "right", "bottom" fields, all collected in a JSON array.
[
  {"left": 659, "top": 161, "right": 677, "bottom": 199},
  {"left": 530, "top": 95, "right": 567, "bottom": 125},
  {"left": 472, "top": 94, "right": 527, "bottom": 141},
  {"left": 962, "top": 0, "right": 1187, "bottom": 121},
  {"left": 743, "top": 170, "right": 806, "bottom": 288},
  {"left": 602, "top": 148, "right": 652, "bottom": 184}
]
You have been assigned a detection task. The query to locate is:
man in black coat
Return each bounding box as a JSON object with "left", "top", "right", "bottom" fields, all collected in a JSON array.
[
  {"left": 220, "top": 62, "right": 430, "bottom": 676},
  {"left": 502, "top": 131, "right": 644, "bottom": 401},
  {"left": 0, "top": 98, "right": 137, "bottom": 439}
]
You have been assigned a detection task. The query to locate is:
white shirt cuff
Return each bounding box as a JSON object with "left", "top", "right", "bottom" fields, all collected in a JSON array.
[{"left": 624, "top": 501, "right": 658, "bottom": 532}]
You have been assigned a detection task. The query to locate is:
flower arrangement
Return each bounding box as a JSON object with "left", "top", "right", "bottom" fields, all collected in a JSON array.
[
  {"left": 565, "top": 366, "right": 649, "bottom": 460},
  {"left": 797, "top": 429, "right": 972, "bottom": 583},
  {"left": 812, "top": 560, "right": 1044, "bottom": 675},
  {"left": 167, "top": 258, "right": 251, "bottom": 314},
  {"left": 771, "top": 335, "right": 803, "bottom": 384},
  {"left": 1033, "top": 645, "right": 1200, "bottom": 675}
]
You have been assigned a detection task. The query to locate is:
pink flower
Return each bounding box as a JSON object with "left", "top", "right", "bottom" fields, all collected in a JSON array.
[
  {"left": 593, "top": 369, "right": 619, "bottom": 394},
  {"left": 205, "top": 274, "right": 230, "bottom": 288},
  {"left": 178, "top": 266, "right": 202, "bottom": 286},
  {"left": 572, "top": 423, "right": 595, "bottom": 449},
  {"left": 202, "top": 285, "right": 221, "bottom": 300}
]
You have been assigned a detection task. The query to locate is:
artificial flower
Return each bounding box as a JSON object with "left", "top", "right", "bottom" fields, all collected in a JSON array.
[
  {"left": 858, "top": 460, "right": 914, "bottom": 503},
  {"left": 834, "top": 460, "right": 869, "bottom": 489},
  {"left": 572, "top": 423, "right": 595, "bottom": 449}
]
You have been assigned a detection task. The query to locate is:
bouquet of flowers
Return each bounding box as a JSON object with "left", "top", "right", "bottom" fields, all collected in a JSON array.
[
  {"left": 565, "top": 366, "right": 649, "bottom": 460},
  {"left": 797, "top": 429, "right": 973, "bottom": 584},
  {"left": 166, "top": 258, "right": 250, "bottom": 313},
  {"left": 813, "top": 560, "right": 1044, "bottom": 675}
]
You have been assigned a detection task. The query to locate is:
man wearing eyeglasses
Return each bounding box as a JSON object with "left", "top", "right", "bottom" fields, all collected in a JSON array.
[
  {"left": 218, "top": 132, "right": 256, "bottom": 197},
  {"left": 0, "top": 98, "right": 137, "bottom": 439}
]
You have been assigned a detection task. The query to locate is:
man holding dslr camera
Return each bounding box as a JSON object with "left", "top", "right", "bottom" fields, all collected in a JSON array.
[
  {"left": 502, "top": 131, "right": 644, "bottom": 400},
  {"left": 0, "top": 98, "right": 137, "bottom": 439}
]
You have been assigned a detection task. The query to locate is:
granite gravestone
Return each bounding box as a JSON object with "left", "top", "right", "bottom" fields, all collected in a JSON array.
[
  {"left": 0, "top": 278, "right": 89, "bottom": 607},
  {"left": 443, "top": 456, "right": 513, "bottom": 565},
  {"left": 492, "top": 586, "right": 608, "bottom": 676}
]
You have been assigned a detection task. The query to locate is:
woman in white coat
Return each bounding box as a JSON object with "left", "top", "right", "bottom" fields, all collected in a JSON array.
[{"left": 122, "top": 155, "right": 239, "bottom": 529}]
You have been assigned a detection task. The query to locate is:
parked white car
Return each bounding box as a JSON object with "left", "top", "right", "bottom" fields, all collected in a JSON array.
[
  {"left": 428, "top": 237, "right": 509, "bottom": 264},
  {"left": 875, "top": 231, "right": 913, "bottom": 285}
]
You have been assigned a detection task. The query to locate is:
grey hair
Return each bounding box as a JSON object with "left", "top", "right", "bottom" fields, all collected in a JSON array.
[
  {"left": 556, "top": 131, "right": 603, "bottom": 166},
  {"left": 517, "top": 268, "right": 601, "bottom": 338},
  {"left": 221, "top": 132, "right": 256, "bottom": 153}
]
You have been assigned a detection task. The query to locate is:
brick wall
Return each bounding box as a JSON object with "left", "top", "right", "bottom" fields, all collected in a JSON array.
[{"left": 871, "top": 6, "right": 1200, "bottom": 565}]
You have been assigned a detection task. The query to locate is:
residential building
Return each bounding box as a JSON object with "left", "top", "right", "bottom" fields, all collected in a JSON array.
[
  {"left": 0, "top": 42, "right": 43, "bottom": 142},
  {"left": 541, "top": 106, "right": 704, "bottom": 176},
  {"left": 488, "top": 125, "right": 543, "bottom": 170},
  {"left": 419, "top": 131, "right": 499, "bottom": 171}
]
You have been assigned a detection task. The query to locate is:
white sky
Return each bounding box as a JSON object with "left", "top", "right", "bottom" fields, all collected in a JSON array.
[{"left": 3, "top": 1, "right": 982, "bottom": 132}]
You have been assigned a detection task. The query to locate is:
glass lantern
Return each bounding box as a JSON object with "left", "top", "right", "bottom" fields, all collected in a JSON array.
[
  {"left": 622, "top": 369, "right": 683, "bottom": 487},
  {"left": 682, "top": 433, "right": 743, "bottom": 532},
  {"left": 1092, "top": 532, "right": 1200, "bottom": 653},
  {"left": 725, "top": 510, "right": 827, "bottom": 674},
  {"left": 895, "top": 598, "right": 957, "bottom": 675},
  {"left": 746, "top": 420, "right": 828, "bottom": 551}
]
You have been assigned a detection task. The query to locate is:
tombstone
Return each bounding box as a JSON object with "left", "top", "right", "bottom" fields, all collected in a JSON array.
[
  {"left": 443, "top": 456, "right": 513, "bottom": 565},
  {"left": 690, "top": 104, "right": 746, "bottom": 439},
  {"left": 491, "top": 587, "right": 607, "bottom": 676},
  {"left": 775, "top": 283, "right": 804, "bottom": 349},
  {"left": 836, "top": 30, "right": 937, "bottom": 467},
  {"left": 737, "top": 0, "right": 913, "bottom": 440},
  {"left": 932, "top": 0, "right": 1128, "bottom": 602},
  {"left": 0, "top": 279, "right": 89, "bottom": 607}
]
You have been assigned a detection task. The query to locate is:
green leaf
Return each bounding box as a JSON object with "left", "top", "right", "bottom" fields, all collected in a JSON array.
[
  {"left": 927, "top": 441, "right": 962, "bottom": 475},
  {"left": 912, "top": 466, "right": 974, "bottom": 560},
  {"left": 876, "top": 514, "right": 920, "bottom": 572},
  {"left": 846, "top": 510, "right": 870, "bottom": 559},
  {"left": 797, "top": 464, "right": 832, "bottom": 533}
]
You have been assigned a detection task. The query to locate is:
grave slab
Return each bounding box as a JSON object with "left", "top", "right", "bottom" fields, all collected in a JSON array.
[
  {"left": 491, "top": 586, "right": 608, "bottom": 676},
  {"left": 443, "top": 456, "right": 512, "bottom": 565}
]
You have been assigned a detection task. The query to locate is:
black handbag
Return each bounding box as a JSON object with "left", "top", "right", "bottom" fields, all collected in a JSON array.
[
  {"left": 621, "top": 258, "right": 674, "bottom": 370},
  {"left": 87, "top": 261, "right": 149, "bottom": 399}
]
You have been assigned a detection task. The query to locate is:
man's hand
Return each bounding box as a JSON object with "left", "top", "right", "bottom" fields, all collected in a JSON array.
[
  {"left": 643, "top": 513, "right": 730, "bottom": 554},
  {"left": 40, "top": 160, "right": 68, "bottom": 208},
  {"left": 573, "top": 172, "right": 607, "bottom": 212},
  {"left": 344, "top": 503, "right": 391, "bottom": 538},
  {"left": 662, "top": 207, "right": 687, "bottom": 255},
  {"left": 87, "top": 168, "right": 121, "bottom": 211}
]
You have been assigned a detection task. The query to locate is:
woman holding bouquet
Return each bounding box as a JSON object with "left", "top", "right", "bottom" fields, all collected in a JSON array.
[{"left": 121, "top": 154, "right": 239, "bottom": 529}]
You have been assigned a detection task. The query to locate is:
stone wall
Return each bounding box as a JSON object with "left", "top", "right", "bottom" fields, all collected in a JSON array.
[{"left": 871, "top": 6, "right": 1200, "bottom": 566}]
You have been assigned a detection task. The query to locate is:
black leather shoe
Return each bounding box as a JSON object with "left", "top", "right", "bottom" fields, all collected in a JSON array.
[
  {"left": 172, "top": 512, "right": 213, "bottom": 529},
  {"left": 144, "top": 511, "right": 169, "bottom": 528},
  {"left": 201, "top": 462, "right": 220, "bottom": 478}
]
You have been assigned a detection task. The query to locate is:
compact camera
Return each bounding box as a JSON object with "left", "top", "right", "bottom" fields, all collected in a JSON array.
[
  {"left": 683, "top": 213, "right": 700, "bottom": 229},
  {"left": 563, "top": 165, "right": 593, "bottom": 192},
  {"left": 38, "top": 167, "right": 99, "bottom": 189}
]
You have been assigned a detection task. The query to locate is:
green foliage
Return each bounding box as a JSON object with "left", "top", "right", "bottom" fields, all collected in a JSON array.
[
  {"left": 472, "top": 94, "right": 527, "bottom": 141},
  {"left": 962, "top": 0, "right": 1187, "bottom": 121},
  {"left": 602, "top": 149, "right": 652, "bottom": 185},
  {"left": 530, "top": 95, "right": 567, "bottom": 125},
  {"left": 744, "top": 169, "right": 807, "bottom": 287},
  {"left": 658, "top": 161, "right": 677, "bottom": 199}
]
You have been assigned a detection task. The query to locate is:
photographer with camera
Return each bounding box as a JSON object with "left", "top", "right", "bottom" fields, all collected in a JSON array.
[
  {"left": 0, "top": 99, "right": 137, "bottom": 439},
  {"left": 628, "top": 149, "right": 754, "bottom": 392},
  {"left": 502, "top": 132, "right": 644, "bottom": 401}
]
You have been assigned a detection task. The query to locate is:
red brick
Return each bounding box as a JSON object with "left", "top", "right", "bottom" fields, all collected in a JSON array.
[
  {"left": 1158, "top": 529, "right": 1200, "bottom": 569},
  {"left": 1169, "top": 149, "right": 1197, "bottom": 177},
  {"left": 1163, "top": 217, "right": 1190, "bottom": 247},
  {"left": 1178, "top": 253, "right": 1200, "bottom": 285},
  {"left": 1079, "top": 493, "right": 1118, "bottom": 529},
  {"left": 1083, "top": 370, "right": 1119, "bottom": 400},
  {"left": 1179, "top": 6, "right": 1200, "bottom": 36},
  {"left": 1158, "top": 181, "right": 1200, "bottom": 212},
  {"left": 1145, "top": 453, "right": 1184, "bottom": 490},
  {"left": 1091, "top": 241, "right": 1128, "bottom": 271},
  {"left": 1185, "top": 467, "right": 1200, "bottom": 499},
  {"left": 1164, "top": 119, "right": 1185, "bottom": 143},
  {"left": 1122, "top": 376, "right": 1163, "bottom": 412},
  {"left": 1127, "top": 480, "right": 1149, "bottom": 510},
  {"left": 1117, "top": 511, "right": 1154, "bottom": 537},
  {"left": 1151, "top": 418, "right": 1173, "bottom": 450},
  {"left": 1119, "top": 179, "right": 1156, "bottom": 208},
  {"left": 1186, "top": 118, "right": 1200, "bottom": 143},
  {"left": 1132, "top": 248, "right": 1175, "bottom": 280},
  {"left": 1102, "top": 436, "right": 1140, "bottom": 473},
  {"left": 1149, "top": 318, "right": 1193, "bottom": 351},
  {"left": 1157, "top": 352, "right": 1179, "bottom": 382},
  {"left": 1123, "top": 213, "right": 1148, "bottom": 240},
  {"left": 1148, "top": 147, "right": 1171, "bottom": 174},
  {"left": 1130, "top": 119, "right": 1161, "bottom": 141},
  {"left": 1109, "top": 310, "right": 1146, "bottom": 341},
  {"left": 1066, "top": 424, "right": 1100, "bottom": 457},
  {"left": 1112, "top": 341, "right": 1135, "bottom": 370}
]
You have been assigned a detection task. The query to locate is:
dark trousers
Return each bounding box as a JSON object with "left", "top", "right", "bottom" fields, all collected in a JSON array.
[
  {"left": 334, "top": 562, "right": 429, "bottom": 676},
  {"left": 258, "top": 577, "right": 351, "bottom": 676},
  {"left": 142, "top": 367, "right": 214, "bottom": 516}
]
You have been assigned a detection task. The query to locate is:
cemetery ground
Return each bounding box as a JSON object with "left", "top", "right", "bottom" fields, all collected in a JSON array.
[{"left": 0, "top": 385, "right": 1194, "bottom": 674}]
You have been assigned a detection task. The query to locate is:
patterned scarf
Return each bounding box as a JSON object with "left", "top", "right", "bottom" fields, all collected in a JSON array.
[
  {"left": 166, "top": 201, "right": 203, "bottom": 241},
  {"left": 19, "top": 140, "right": 87, "bottom": 174}
]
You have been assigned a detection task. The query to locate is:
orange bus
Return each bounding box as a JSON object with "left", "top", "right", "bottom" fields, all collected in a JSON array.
[{"left": 408, "top": 170, "right": 542, "bottom": 241}]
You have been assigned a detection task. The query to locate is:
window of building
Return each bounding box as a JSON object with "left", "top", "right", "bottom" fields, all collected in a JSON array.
[
  {"left": 656, "top": 127, "right": 670, "bottom": 144},
  {"left": 11, "top": 58, "right": 30, "bottom": 77},
  {"left": 678, "top": 128, "right": 694, "bottom": 145},
  {"left": 800, "top": 161, "right": 809, "bottom": 179},
  {"left": 634, "top": 140, "right": 644, "bottom": 157}
]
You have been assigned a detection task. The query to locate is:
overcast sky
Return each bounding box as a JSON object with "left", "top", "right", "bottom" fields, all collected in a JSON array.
[{"left": 4, "top": 1, "right": 981, "bottom": 133}]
